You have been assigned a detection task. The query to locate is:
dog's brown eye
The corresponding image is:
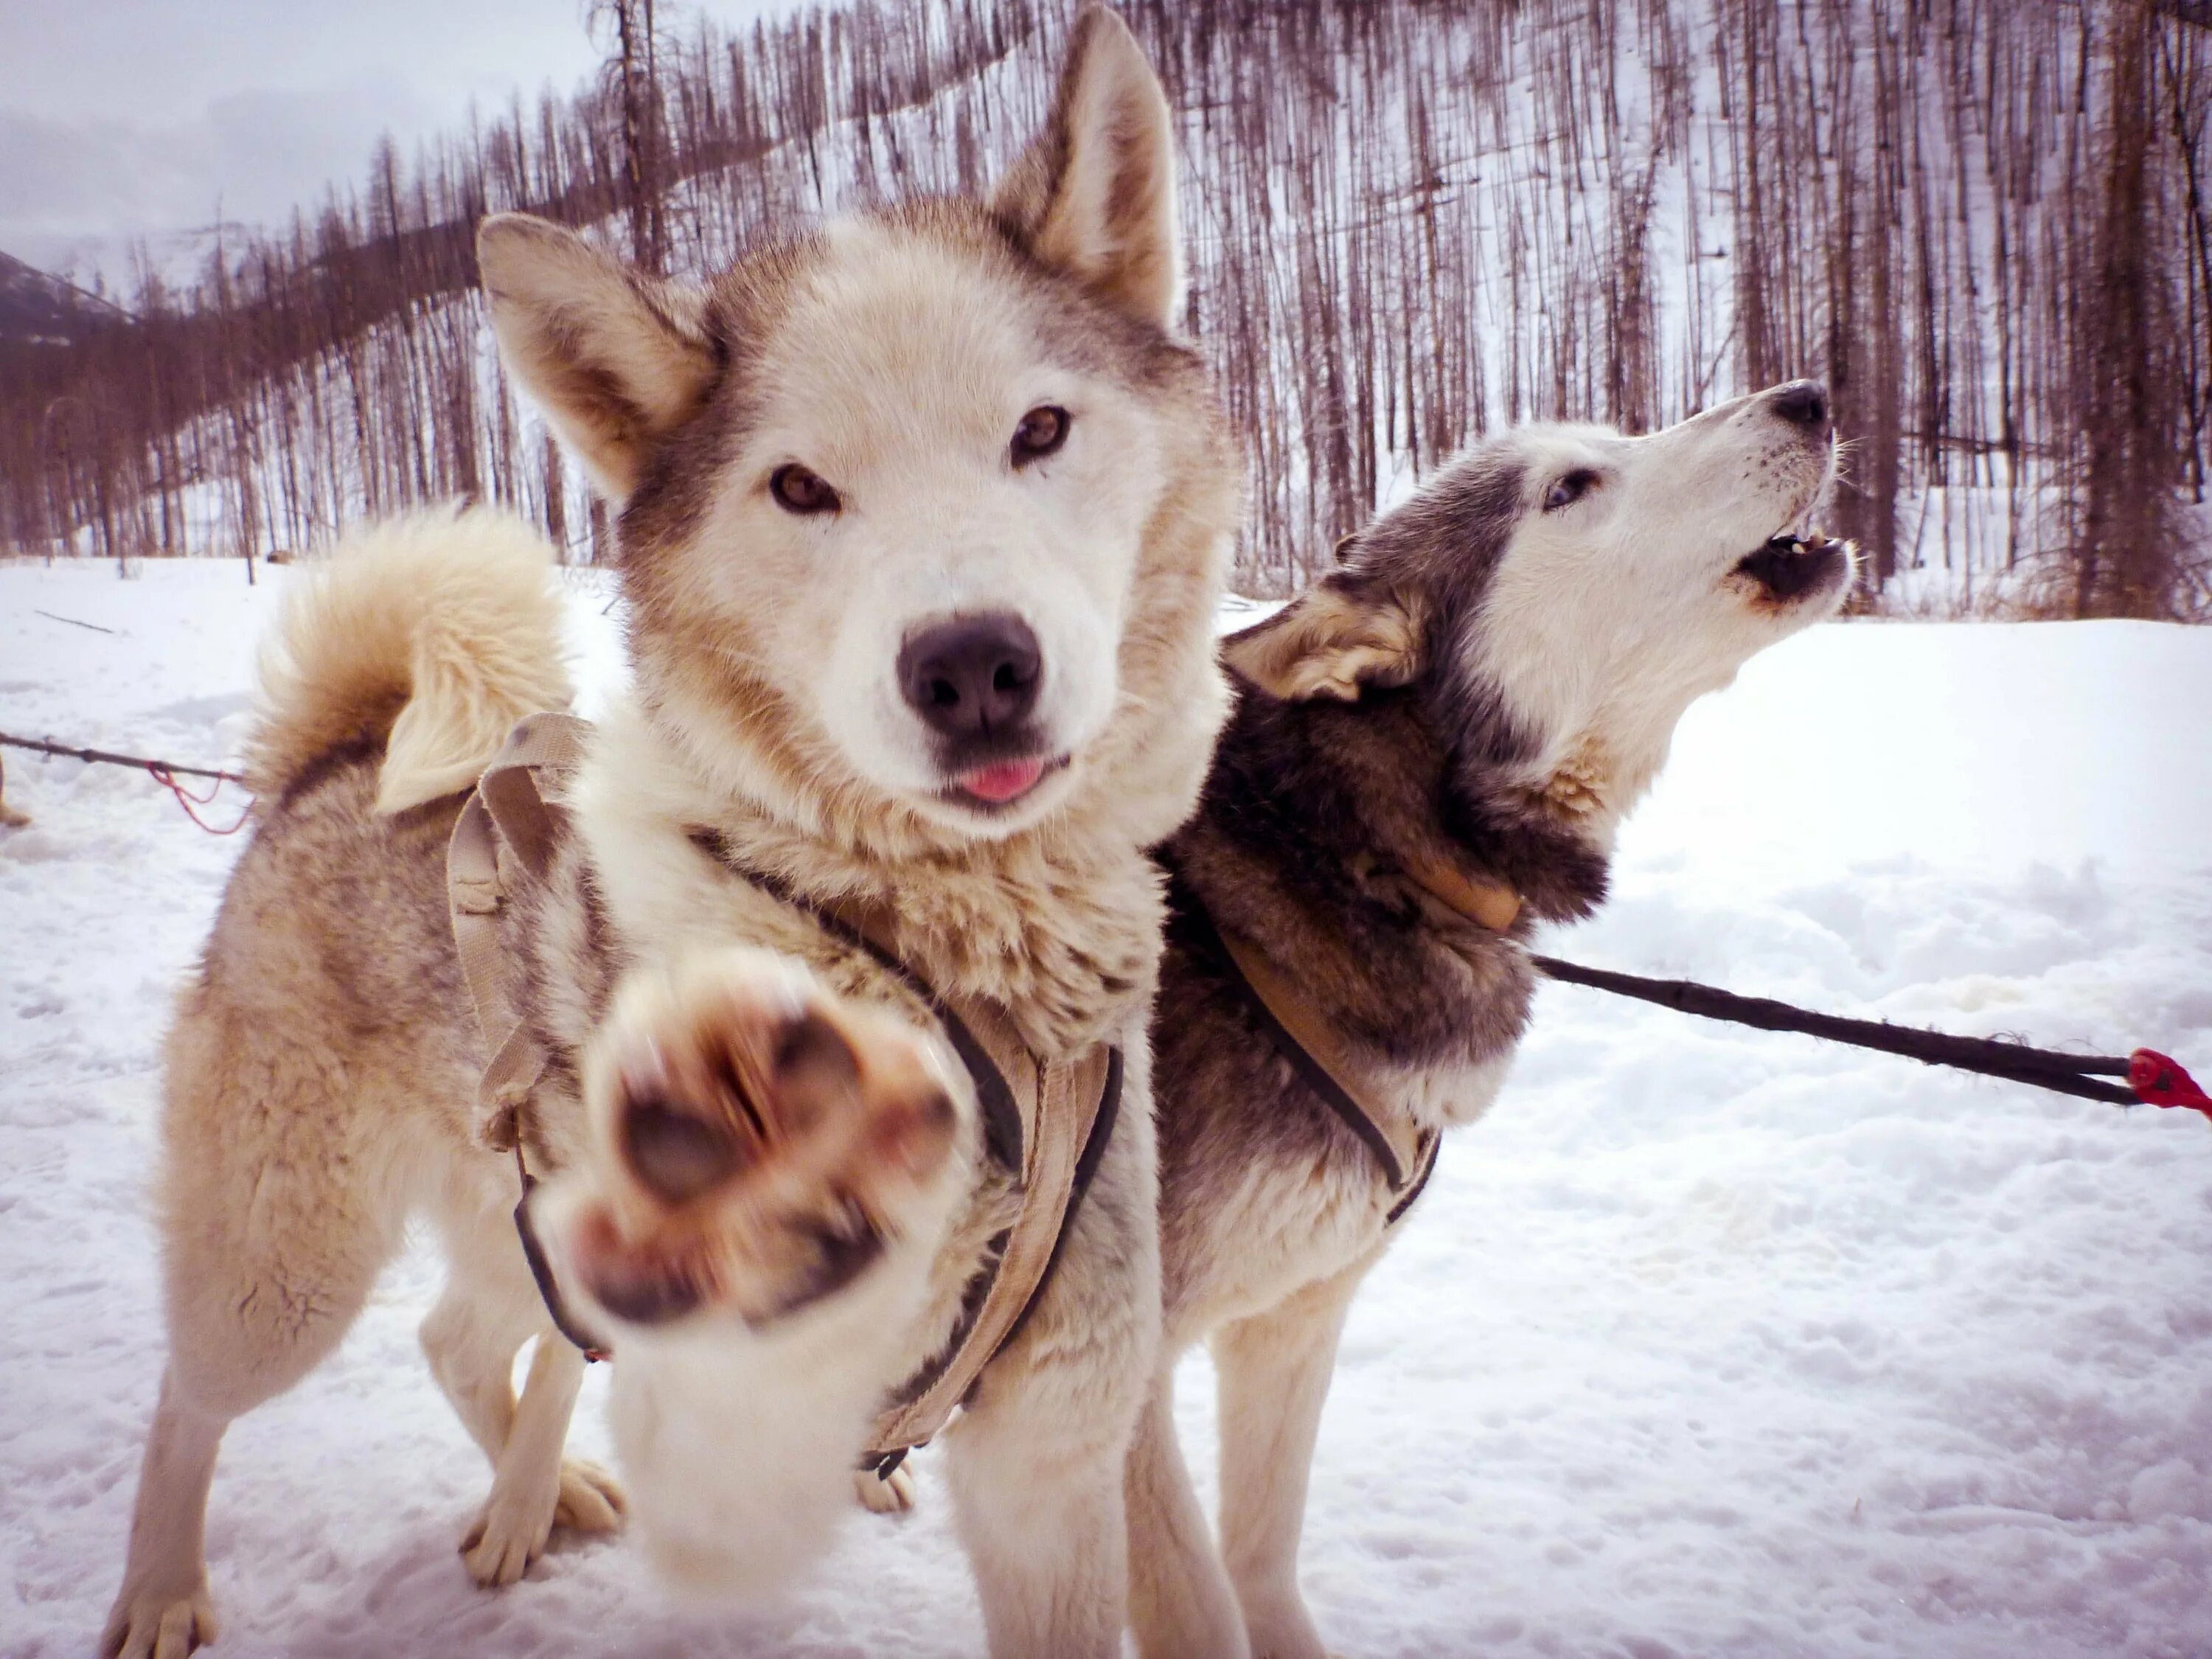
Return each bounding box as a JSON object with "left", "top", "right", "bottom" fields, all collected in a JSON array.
[
  {"left": 1544, "top": 469, "right": 1599, "bottom": 512},
  {"left": 1011, "top": 406, "right": 1070, "bottom": 466},
  {"left": 770, "top": 463, "right": 840, "bottom": 515}
]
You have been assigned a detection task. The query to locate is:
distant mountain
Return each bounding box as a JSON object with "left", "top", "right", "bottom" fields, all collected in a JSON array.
[{"left": 0, "top": 251, "right": 128, "bottom": 349}]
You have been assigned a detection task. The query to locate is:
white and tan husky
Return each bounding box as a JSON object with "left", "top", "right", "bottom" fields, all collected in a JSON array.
[{"left": 102, "top": 12, "right": 1239, "bottom": 1658}]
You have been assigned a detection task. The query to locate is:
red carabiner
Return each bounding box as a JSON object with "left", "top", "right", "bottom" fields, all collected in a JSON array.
[{"left": 2129, "top": 1049, "right": 2212, "bottom": 1121}]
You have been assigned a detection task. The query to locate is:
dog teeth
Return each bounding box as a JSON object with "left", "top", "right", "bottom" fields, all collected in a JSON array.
[{"left": 1790, "top": 539, "right": 1806, "bottom": 555}]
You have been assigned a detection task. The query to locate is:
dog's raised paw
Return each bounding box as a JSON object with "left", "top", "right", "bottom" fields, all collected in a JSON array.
[
  {"left": 100, "top": 1583, "right": 218, "bottom": 1659},
  {"left": 569, "top": 951, "right": 964, "bottom": 1332}
]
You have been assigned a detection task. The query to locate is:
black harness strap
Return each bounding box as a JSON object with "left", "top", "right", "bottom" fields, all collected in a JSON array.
[
  {"left": 1385, "top": 1130, "right": 1441, "bottom": 1225},
  {"left": 512, "top": 1151, "right": 612, "bottom": 1363}
]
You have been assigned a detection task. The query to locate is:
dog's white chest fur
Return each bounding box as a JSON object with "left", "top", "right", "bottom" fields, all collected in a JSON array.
[
  {"left": 598, "top": 1199, "right": 952, "bottom": 1600},
  {"left": 1394, "top": 1050, "right": 1515, "bottom": 1135}
]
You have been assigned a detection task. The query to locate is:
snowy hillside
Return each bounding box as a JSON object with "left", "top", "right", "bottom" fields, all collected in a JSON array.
[{"left": 3, "top": 562, "right": 2210, "bottom": 1657}]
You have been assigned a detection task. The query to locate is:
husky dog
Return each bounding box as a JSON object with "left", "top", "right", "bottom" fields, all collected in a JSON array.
[
  {"left": 1121, "top": 383, "right": 1854, "bottom": 1658},
  {"left": 102, "top": 13, "right": 1238, "bottom": 1658}
]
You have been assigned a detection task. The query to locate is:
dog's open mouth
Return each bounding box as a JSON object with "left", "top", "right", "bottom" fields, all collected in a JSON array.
[
  {"left": 949, "top": 753, "right": 1068, "bottom": 809},
  {"left": 1731, "top": 527, "right": 1854, "bottom": 605}
]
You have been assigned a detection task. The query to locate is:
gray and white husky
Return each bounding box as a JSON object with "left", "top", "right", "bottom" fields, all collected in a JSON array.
[
  {"left": 102, "top": 12, "right": 1239, "bottom": 1658},
  {"left": 1124, "top": 385, "right": 1855, "bottom": 1658}
]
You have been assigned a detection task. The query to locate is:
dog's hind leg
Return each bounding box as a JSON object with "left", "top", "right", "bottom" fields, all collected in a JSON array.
[
  {"left": 1209, "top": 1261, "right": 1371, "bottom": 1659},
  {"left": 1125, "top": 1365, "right": 1251, "bottom": 1659},
  {"left": 105, "top": 1222, "right": 394, "bottom": 1659},
  {"left": 104, "top": 1024, "right": 411, "bottom": 1659},
  {"left": 102, "top": 1372, "right": 226, "bottom": 1659},
  {"left": 423, "top": 1185, "right": 624, "bottom": 1588}
]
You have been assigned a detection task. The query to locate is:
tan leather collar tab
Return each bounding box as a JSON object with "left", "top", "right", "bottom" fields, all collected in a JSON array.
[{"left": 1406, "top": 855, "right": 1522, "bottom": 932}]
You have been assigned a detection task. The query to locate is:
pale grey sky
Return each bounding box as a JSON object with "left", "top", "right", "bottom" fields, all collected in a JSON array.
[{"left": 0, "top": 0, "right": 790, "bottom": 291}]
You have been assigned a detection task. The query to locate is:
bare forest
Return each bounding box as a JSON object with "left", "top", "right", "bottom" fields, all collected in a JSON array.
[{"left": 3, "top": 0, "right": 2208, "bottom": 612}]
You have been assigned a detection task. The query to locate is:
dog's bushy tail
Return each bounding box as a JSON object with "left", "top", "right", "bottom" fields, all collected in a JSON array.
[{"left": 243, "top": 507, "right": 574, "bottom": 813}]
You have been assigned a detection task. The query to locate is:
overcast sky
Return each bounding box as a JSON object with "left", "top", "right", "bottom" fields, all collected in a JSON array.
[{"left": 0, "top": 0, "right": 788, "bottom": 291}]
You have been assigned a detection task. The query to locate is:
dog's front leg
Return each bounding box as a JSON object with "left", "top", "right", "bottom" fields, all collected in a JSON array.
[
  {"left": 1211, "top": 1259, "right": 1374, "bottom": 1659},
  {"left": 1127, "top": 1363, "right": 1251, "bottom": 1659},
  {"left": 947, "top": 1344, "right": 1143, "bottom": 1659},
  {"left": 944, "top": 1054, "right": 1161, "bottom": 1659},
  {"left": 458, "top": 1332, "right": 625, "bottom": 1586}
]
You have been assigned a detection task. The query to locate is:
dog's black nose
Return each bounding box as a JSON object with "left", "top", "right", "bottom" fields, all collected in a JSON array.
[
  {"left": 1769, "top": 380, "right": 1829, "bottom": 429},
  {"left": 898, "top": 614, "right": 1041, "bottom": 739}
]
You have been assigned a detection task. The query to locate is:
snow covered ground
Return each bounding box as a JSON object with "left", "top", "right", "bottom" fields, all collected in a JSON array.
[{"left": 4, "top": 558, "right": 2209, "bottom": 1658}]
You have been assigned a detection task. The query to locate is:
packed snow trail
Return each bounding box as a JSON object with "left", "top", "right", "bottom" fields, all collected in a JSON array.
[{"left": 4, "top": 560, "right": 2208, "bottom": 1658}]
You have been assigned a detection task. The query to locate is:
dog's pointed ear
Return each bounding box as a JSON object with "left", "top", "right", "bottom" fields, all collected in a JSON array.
[
  {"left": 991, "top": 8, "right": 1181, "bottom": 329},
  {"left": 1222, "top": 569, "right": 1423, "bottom": 703},
  {"left": 478, "top": 213, "right": 717, "bottom": 502}
]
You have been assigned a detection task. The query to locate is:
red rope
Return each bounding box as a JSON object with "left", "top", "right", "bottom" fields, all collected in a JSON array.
[{"left": 147, "top": 764, "right": 252, "bottom": 835}]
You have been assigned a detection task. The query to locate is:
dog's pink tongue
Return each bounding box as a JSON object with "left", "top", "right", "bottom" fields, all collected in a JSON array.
[{"left": 959, "top": 758, "right": 1046, "bottom": 804}]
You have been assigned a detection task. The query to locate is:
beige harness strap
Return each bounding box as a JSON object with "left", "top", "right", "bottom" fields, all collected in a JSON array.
[
  {"left": 446, "top": 711, "right": 591, "bottom": 1153},
  {"left": 871, "top": 1034, "right": 1112, "bottom": 1456},
  {"left": 1209, "top": 924, "right": 1433, "bottom": 1193},
  {"left": 812, "top": 900, "right": 1118, "bottom": 1461},
  {"left": 1173, "top": 851, "right": 1522, "bottom": 1217}
]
